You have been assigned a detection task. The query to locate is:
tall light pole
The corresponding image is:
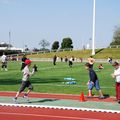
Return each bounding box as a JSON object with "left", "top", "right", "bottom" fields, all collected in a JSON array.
[
  {"left": 8, "top": 30, "right": 11, "bottom": 49},
  {"left": 92, "top": 0, "right": 96, "bottom": 55}
]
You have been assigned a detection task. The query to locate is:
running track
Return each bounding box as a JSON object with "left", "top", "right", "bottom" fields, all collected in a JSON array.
[
  {"left": 0, "top": 92, "right": 120, "bottom": 120},
  {"left": 0, "top": 106, "right": 120, "bottom": 120}
]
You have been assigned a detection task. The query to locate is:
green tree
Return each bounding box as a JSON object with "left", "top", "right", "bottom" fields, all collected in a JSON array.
[
  {"left": 110, "top": 26, "right": 120, "bottom": 45},
  {"left": 61, "top": 37, "right": 73, "bottom": 49},
  {"left": 39, "top": 39, "right": 50, "bottom": 50},
  {"left": 51, "top": 41, "right": 59, "bottom": 50}
]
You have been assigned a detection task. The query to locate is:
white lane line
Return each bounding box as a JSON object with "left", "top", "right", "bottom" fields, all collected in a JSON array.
[
  {"left": 0, "top": 103, "right": 120, "bottom": 114},
  {"left": 0, "top": 112, "right": 101, "bottom": 120}
]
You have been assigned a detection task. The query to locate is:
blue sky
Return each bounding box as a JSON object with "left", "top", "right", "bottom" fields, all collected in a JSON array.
[{"left": 0, "top": 0, "right": 120, "bottom": 50}]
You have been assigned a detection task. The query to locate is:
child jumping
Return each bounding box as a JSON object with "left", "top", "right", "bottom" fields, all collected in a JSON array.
[
  {"left": 13, "top": 59, "right": 34, "bottom": 103},
  {"left": 85, "top": 63, "right": 105, "bottom": 99}
]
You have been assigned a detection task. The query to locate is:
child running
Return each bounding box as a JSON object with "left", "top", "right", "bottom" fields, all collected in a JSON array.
[
  {"left": 85, "top": 63, "right": 105, "bottom": 99},
  {"left": 13, "top": 59, "right": 34, "bottom": 103}
]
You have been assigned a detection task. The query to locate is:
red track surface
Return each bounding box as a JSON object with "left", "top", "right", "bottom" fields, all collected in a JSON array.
[
  {"left": 0, "top": 106, "right": 120, "bottom": 120},
  {"left": 0, "top": 92, "right": 119, "bottom": 120}
]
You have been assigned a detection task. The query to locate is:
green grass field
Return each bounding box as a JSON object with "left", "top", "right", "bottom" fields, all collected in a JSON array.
[{"left": 0, "top": 61, "right": 116, "bottom": 97}]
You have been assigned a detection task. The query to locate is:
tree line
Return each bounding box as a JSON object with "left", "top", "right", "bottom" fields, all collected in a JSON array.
[
  {"left": 37, "top": 37, "right": 73, "bottom": 52},
  {"left": 39, "top": 25, "right": 120, "bottom": 51}
]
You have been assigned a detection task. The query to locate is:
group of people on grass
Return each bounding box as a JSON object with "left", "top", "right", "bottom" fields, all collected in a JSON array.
[
  {"left": 87, "top": 55, "right": 120, "bottom": 103},
  {"left": 53, "top": 55, "right": 74, "bottom": 67},
  {"left": 1, "top": 53, "right": 120, "bottom": 104},
  {"left": 10, "top": 54, "right": 120, "bottom": 104}
]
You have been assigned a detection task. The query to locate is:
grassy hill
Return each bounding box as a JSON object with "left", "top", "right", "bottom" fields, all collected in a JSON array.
[
  {"left": 27, "top": 48, "right": 120, "bottom": 59},
  {"left": 27, "top": 50, "right": 92, "bottom": 59},
  {"left": 94, "top": 48, "right": 120, "bottom": 59}
]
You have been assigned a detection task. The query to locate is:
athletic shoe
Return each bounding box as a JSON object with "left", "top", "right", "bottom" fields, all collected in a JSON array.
[
  {"left": 118, "top": 100, "right": 120, "bottom": 104},
  {"left": 99, "top": 96, "right": 105, "bottom": 99},
  {"left": 13, "top": 98, "right": 19, "bottom": 104},
  {"left": 23, "top": 94, "right": 29, "bottom": 101},
  {"left": 86, "top": 96, "right": 93, "bottom": 98}
]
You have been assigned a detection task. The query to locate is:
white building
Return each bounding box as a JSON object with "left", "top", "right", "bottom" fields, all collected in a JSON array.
[{"left": 0, "top": 42, "right": 23, "bottom": 52}]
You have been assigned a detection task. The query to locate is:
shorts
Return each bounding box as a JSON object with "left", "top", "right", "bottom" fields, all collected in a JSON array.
[
  {"left": 116, "top": 82, "right": 120, "bottom": 100},
  {"left": 88, "top": 80, "right": 100, "bottom": 90},
  {"left": 2, "top": 62, "right": 7, "bottom": 68},
  {"left": 19, "top": 81, "right": 33, "bottom": 93}
]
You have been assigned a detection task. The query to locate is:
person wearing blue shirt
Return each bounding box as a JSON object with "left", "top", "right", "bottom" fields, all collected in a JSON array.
[{"left": 85, "top": 63, "right": 105, "bottom": 99}]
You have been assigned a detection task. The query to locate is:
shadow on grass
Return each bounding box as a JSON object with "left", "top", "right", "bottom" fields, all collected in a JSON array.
[
  {"left": 31, "top": 77, "right": 63, "bottom": 84},
  {"left": 0, "top": 79, "right": 20, "bottom": 85},
  {"left": 0, "top": 77, "right": 63, "bottom": 85}
]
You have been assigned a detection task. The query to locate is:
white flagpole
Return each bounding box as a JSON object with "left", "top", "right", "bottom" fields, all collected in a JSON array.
[{"left": 92, "top": 0, "right": 96, "bottom": 55}]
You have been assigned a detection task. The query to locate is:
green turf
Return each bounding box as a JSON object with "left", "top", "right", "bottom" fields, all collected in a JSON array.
[{"left": 0, "top": 61, "right": 116, "bottom": 96}]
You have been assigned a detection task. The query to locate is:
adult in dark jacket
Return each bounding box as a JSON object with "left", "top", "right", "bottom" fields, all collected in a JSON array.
[{"left": 85, "top": 63, "right": 104, "bottom": 99}]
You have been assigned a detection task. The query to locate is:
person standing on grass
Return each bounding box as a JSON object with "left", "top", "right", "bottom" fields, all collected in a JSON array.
[
  {"left": 13, "top": 59, "right": 34, "bottom": 103},
  {"left": 32, "top": 64, "right": 38, "bottom": 72},
  {"left": 1, "top": 52, "right": 8, "bottom": 71},
  {"left": 111, "top": 62, "right": 120, "bottom": 104},
  {"left": 69, "top": 56, "right": 74, "bottom": 67},
  {"left": 53, "top": 55, "right": 57, "bottom": 65},
  {"left": 64, "top": 56, "right": 68, "bottom": 63},
  {"left": 85, "top": 63, "right": 105, "bottom": 99}
]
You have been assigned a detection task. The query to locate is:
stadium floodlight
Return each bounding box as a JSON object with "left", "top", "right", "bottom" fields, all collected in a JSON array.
[{"left": 92, "top": 0, "right": 96, "bottom": 55}]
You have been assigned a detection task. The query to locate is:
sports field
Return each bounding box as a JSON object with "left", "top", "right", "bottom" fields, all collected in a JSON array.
[{"left": 0, "top": 61, "right": 115, "bottom": 97}]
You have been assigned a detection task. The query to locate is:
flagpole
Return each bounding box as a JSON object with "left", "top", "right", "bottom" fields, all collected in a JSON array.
[{"left": 92, "top": 0, "right": 96, "bottom": 55}]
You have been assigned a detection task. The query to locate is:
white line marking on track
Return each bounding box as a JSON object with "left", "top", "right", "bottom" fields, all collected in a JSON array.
[
  {"left": 0, "top": 103, "right": 120, "bottom": 114},
  {"left": 0, "top": 112, "right": 101, "bottom": 120}
]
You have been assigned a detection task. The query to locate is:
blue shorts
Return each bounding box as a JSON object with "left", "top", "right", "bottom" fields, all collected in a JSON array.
[{"left": 88, "top": 80, "right": 100, "bottom": 90}]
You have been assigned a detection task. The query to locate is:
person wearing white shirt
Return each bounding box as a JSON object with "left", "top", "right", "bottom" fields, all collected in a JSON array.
[
  {"left": 111, "top": 62, "right": 120, "bottom": 104},
  {"left": 69, "top": 56, "right": 74, "bottom": 67},
  {"left": 1, "top": 53, "right": 8, "bottom": 71},
  {"left": 13, "top": 59, "right": 34, "bottom": 103}
]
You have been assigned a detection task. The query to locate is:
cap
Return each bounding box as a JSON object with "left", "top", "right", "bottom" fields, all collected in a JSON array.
[
  {"left": 25, "top": 59, "right": 32, "bottom": 65},
  {"left": 112, "top": 61, "right": 119, "bottom": 66}
]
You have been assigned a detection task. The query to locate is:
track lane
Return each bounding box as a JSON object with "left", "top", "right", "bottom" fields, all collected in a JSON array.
[{"left": 0, "top": 106, "right": 120, "bottom": 120}]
